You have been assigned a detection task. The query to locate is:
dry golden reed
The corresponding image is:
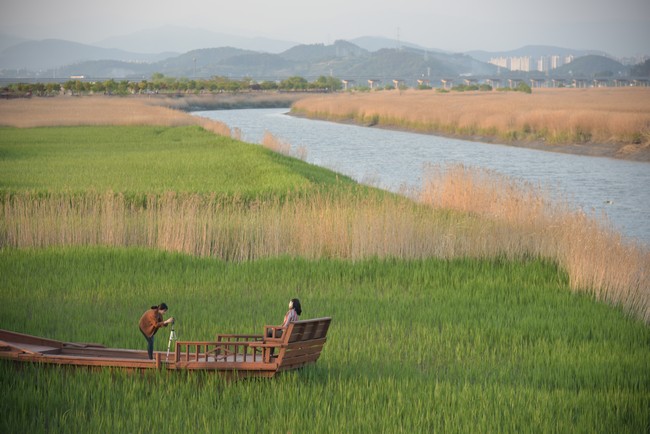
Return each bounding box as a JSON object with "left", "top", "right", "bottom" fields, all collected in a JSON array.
[
  {"left": 2, "top": 179, "right": 648, "bottom": 322},
  {"left": 292, "top": 88, "right": 650, "bottom": 160},
  {"left": 419, "top": 164, "right": 649, "bottom": 323},
  {"left": 1, "top": 190, "right": 467, "bottom": 261},
  {"left": 0, "top": 96, "right": 232, "bottom": 136},
  {"left": 261, "top": 131, "right": 308, "bottom": 160}
]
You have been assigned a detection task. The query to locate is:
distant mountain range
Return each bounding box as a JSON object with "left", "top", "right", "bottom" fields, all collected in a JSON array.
[
  {"left": 0, "top": 38, "right": 174, "bottom": 71},
  {"left": 552, "top": 55, "right": 629, "bottom": 77},
  {"left": 349, "top": 36, "right": 449, "bottom": 55},
  {"left": 0, "top": 33, "right": 28, "bottom": 52},
  {"left": 93, "top": 25, "right": 297, "bottom": 55},
  {"left": 0, "top": 27, "right": 641, "bottom": 82},
  {"left": 0, "top": 40, "right": 498, "bottom": 82}
]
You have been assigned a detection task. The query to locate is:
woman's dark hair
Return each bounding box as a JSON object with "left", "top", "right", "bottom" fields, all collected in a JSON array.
[
  {"left": 291, "top": 298, "right": 302, "bottom": 316},
  {"left": 153, "top": 303, "right": 168, "bottom": 311}
]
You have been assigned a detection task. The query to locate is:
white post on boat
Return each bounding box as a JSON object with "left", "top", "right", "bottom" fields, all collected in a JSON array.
[{"left": 166, "top": 320, "right": 177, "bottom": 362}]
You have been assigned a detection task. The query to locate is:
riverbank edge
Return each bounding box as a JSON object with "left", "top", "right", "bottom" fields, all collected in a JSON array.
[
  {"left": 289, "top": 110, "right": 650, "bottom": 163},
  {"left": 151, "top": 92, "right": 306, "bottom": 112},
  {"left": 3, "top": 93, "right": 648, "bottom": 162}
]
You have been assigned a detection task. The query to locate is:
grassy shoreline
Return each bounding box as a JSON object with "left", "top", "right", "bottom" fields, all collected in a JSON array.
[{"left": 291, "top": 88, "right": 650, "bottom": 162}]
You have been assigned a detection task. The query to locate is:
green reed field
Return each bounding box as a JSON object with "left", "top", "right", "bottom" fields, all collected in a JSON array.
[
  {"left": 1, "top": 123, "right": 649, "bottom": 433},
  {"left": 0, "top": 125, "right": 350, "bottom": 196},
  {"left": 1, "top": 248, "right": 649, "bottom": 433}
]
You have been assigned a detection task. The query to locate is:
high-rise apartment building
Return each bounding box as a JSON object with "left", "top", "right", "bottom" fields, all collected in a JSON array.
[{"left": 488, "top": 55, "right": 573, "bottom": 72}]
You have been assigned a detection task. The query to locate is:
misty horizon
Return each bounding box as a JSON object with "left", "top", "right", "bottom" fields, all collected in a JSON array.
[
  {"left": 0, "top": 25, "right": 644, "bottom": 65},
  {"left": 2, "top": 0, "right": 649, "bottom": 59}
]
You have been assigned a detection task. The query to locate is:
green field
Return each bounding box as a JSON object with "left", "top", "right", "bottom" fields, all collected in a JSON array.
[
  {"left": 0, "top": 125, "right": 353, "bottom": 196},
  {"left": 1, "top": 248, "right": 649, "bottom": 433},
  {"left": 1, "top": 124, "right": 649, "bottom": 433}
]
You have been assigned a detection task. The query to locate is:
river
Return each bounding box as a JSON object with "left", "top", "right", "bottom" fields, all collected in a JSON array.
[{"left": 194, "top": 108, "right": 650, "bottom": 247}]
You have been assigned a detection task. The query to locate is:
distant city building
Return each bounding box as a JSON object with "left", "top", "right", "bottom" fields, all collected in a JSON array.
[
  {"left": 550, "top": 55, "right": 562, "bottom": 69},
  {"left": 489, "top": 54, "right": 574, "bottom": 72},
  {"left": 537, "top": 57, "right": 549, "bottom": 73},
  {"left": 490, "top": 57, "right": 509, "bottom": 69},
  {"left": 510, "top": 56, "right": 532, "bottom": 72}
]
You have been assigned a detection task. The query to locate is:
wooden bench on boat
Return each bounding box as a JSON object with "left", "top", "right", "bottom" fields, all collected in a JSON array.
[
  {"left": 174, "top": 317, "right": 332, "bottom": 377},
  {"left": 0, "top": 317, "right": 331, "bottom": 378}
]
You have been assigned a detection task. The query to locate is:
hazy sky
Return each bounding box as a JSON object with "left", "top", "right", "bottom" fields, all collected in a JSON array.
[{"left": 2, "top": 0, "right": 649, "bottom": 57}]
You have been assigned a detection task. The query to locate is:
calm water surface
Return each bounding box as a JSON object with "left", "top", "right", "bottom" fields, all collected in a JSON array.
[{"left": 194, "top": 108, "right": 650, "bottom": 247}]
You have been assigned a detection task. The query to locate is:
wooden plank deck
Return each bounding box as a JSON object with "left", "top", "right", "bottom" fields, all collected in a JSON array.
[{"left": 0, "top": 317, "right": 331, "bottom": 377}]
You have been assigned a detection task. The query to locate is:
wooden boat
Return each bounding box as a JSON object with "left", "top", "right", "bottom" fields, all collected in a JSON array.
[{"left": 0, "top": 317, "right": 331, "bottom": 378}]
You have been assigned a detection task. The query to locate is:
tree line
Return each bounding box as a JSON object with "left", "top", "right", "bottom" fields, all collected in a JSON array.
[
  {"left": 2, "top": 73, "right": 536, "bottom": 97},
  {"left": 2, "top": 74, "right": 344, "bottom": 97}
]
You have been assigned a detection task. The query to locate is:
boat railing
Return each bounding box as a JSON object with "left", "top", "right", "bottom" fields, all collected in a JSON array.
[{"left": 174, "top": 340, "right": 265, "bottom": 364}]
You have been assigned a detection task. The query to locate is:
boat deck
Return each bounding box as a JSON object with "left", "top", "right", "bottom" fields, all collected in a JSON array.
[{"left": 0, "top": 317, "right": 331, "bottom": 377}]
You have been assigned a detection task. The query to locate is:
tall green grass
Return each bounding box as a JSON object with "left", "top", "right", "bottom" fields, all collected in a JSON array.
[
  {"left": 1, "top": 248, "right": 648, "bottom": 433},
  {"left": 0, "top": 125, "right": 352, "bottom": 196}
]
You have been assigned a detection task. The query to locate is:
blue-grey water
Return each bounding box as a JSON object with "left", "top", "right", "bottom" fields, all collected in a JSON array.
[{"left": 194, "top": 108, "right": 650, "bottom": 247}]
